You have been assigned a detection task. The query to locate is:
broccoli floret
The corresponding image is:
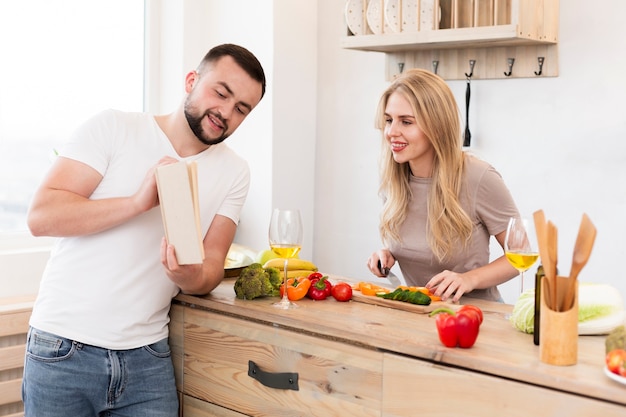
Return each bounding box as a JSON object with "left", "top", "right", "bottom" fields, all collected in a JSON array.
[
  {"left": 234, "top": 263, "right": 281, "bottom": 300},
  {"left": 266, "top": 267, "right": 282, "bottom": 293}
]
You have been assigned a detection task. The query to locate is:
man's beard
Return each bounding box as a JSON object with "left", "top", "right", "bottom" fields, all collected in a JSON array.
[{"left": 184, "top": 107, "right": 230, "bottom": 146}]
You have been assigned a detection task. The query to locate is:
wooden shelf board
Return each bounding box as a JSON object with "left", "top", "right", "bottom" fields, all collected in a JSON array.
[{"left": 341, "top": 25, "right": 557, "bottom": 53}]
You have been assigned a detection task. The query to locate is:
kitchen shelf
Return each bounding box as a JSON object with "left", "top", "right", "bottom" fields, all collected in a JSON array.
[
  {"left": 341, "top": 24, "right": 556, "bottom": 52},
  {"left": 342, "top": 0, "right": 559, "bottom": 80}
]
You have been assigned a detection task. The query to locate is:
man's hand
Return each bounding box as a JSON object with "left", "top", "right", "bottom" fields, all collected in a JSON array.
[
  {"left": 132, "top": 156, "right": 179, "bottom": 213},
  {"left": 160, "top": 237, "right": 203, "bottom": 290}
]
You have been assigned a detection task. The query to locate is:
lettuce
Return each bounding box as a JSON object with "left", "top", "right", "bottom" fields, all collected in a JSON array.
[
  {"left": 510, "top": 290, "right": 536, "bottom": 334},
  {"left": 510, "top": 282, "right": 625, "bottom": 335}
]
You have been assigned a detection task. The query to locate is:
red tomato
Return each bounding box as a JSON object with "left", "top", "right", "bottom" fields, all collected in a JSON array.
[
  {"left": 606, "top": 349, "right": 626, "bottom": 375},
  {"left": 331, "top": 282, "right": 353, "bottom": 302}
]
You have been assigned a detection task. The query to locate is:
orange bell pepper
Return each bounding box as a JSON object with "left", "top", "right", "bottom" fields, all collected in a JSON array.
[
  {"left": 358, "top": 282, "right": 390, "bottom": 296},
  {"left": 382, "top": 285, "right": 441, "bottom": 301},
  {"left": 413, "top": 286, "right": 442, "bottom": 302},
  {"left": 280, "top": 276, "right": 311, "bottom": 301}
]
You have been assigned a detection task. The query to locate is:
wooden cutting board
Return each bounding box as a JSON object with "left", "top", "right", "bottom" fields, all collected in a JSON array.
[
  {"left": 324, "top": 273, "right": 458, "bottom": 314},
  {"left": 350, "top": 290, "right": 457, "bottom": 314}
]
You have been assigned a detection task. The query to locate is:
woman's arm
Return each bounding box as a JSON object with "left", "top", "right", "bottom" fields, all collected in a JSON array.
[{"left": 426, "top": 230, "right": 518, "bottom": 302}]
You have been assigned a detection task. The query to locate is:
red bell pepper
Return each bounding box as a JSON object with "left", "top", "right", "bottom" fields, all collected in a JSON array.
[
  {"left": 458, "top": 305, "right": 483, "bottom": 324},
  {"left": 429, "top": 306, "right": 482, "bottom": 348},
  {"left": 307, "top": 273, "right": 332, "bottom": 300}
]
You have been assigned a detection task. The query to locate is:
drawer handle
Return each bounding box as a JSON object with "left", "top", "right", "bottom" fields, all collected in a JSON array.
[{"left": 248, "top": 360, "right": 299, "bottom": 391}]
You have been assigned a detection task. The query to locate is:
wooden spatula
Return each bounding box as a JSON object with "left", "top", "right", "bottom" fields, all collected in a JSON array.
[
  {"left": 562, "top": 214, "right": 597, "bottom": 311},
  {"left": 533, "top": 210, "right": 554, "bottom": 314},
  {"left": 547, "top": 221, "right": 558, "bottom": 311}
]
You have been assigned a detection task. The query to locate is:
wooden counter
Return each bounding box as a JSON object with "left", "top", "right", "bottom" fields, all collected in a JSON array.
[
  {"left": 170, "top": 275, "right": 625, "bottom": 416},
  {"left": 0, "top": 295, "right": 35, "bottom": 417}
]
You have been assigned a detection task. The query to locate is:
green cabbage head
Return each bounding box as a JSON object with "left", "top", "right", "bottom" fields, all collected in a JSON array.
[{"left": 510, "top": 282, "right": 625, "bottom": 335}]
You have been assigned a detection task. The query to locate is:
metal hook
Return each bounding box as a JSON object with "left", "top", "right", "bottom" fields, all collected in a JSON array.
[
  {"left": 432, "top": 60, "right": 439, "bottom": 75},
  {"left": 464, "top": 60, "right": 476, "bottom": 78},
  {"left": 534, "top": 57, "right": 545, "bottom": 76},
  {"left": 504, "top": 58, "right": 515, "bottom": 77},
  {"left": 398, "top": 62, "right": 405, "bottom": 74}
]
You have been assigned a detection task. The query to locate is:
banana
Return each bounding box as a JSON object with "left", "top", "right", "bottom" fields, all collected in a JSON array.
[
  {"left": 285, "top": 269, "right": 316, "bottom": 279},
  {"left": 263, "top": 258, "right": 318, "bottom": 271}
]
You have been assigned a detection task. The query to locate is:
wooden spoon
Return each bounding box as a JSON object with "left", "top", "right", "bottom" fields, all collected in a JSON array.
[
  {"left": 562, "top": 214, "right": 597, "bottom": 311},
  {"left": 533, "top": 210, "right": 551, "bottom": 309},
  {"left": 547, "top": 221, "right": 558, "bottom": 311}
]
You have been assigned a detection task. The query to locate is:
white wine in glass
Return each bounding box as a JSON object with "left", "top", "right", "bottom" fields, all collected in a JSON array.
[
  {"left": 505, "top": 217, "right": 539, "bottom": 294},
  {"left": 268, "top": 208, "right": 303, "bottom": 309}
]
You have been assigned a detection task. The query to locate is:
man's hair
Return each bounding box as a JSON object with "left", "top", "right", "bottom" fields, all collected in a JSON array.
[{"left": 198, "top": 43, "right": 266, "bottom": 99}]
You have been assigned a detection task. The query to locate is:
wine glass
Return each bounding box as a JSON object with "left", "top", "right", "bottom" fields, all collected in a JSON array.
[
  {"left": 505, "top": 217, "right": 539, "bottom": 294},
  {"left": 268, "top": 208, "right": 303, "bottom": 309}
]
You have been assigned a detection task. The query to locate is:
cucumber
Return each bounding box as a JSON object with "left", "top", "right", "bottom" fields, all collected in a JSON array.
[
  {"left": 407, "top": 290, "right": 431, "bottom": 306},
  {"left": 376, "top": 288, "right": 431, "bottom": 306}
]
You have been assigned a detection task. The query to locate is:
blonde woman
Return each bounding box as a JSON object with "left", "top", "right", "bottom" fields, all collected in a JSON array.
[{"left": 366, "top": 69, "right": 519, "bottom": 303}]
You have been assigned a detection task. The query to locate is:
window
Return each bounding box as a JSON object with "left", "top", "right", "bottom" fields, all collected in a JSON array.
[{"left": 0, "top": 0, "right": 144, "bottom": 233}]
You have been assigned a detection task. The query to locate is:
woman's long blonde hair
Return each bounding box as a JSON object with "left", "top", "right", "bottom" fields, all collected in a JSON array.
[{"left": 376, "top": 68, "right": 472, "bottom": 261}]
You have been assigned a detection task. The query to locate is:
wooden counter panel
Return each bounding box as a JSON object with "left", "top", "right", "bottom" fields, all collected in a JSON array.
[
  {"left": 382, "top": 352, "right": 626, "bottom": 416},
  {"left": 169, "top": 303, "right": 184, "bottom": 393},
  {"left": 182, "top": 394, "right": 247, "bottom": 417},
  {"left": 183, "top": 308, "right": 383, "bottom": 416}
]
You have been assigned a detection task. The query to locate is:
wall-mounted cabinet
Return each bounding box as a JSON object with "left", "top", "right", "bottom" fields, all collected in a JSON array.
[{"left": 341, "top": 0, "right": 559, "bottom": 80}]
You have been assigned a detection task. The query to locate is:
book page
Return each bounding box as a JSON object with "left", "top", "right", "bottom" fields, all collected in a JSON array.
[{"left": 187, "top": 161, "right": 205, "bottom": 260}]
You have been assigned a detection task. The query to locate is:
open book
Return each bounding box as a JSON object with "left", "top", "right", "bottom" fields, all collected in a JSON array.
[{"left": 155, "top": 160, "right": 205, "bottom": 265}]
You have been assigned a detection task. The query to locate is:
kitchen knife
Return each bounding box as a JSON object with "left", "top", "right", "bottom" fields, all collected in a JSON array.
[{"left": 378, "top": 260, "right": 401, "bottom": 288}]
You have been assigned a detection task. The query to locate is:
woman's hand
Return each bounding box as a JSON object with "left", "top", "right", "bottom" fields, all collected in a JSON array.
[
  {"left": 426, "top": 270, "right": 476, "bottom": 303},
  {"left": 367, "top": 249, "right": 396, "bottom": 277}
]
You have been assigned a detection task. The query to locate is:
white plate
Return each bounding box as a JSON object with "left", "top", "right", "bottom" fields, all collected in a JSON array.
[
  {"left": 419, "top": 0, "right": 436, "bottom": 31},
  {"left": 345, "top": 0, "right": 365, "bottom": 35},
  {"left": 384, "top": 0, "right": 400, "bottom": 33},
  {"left": 224, "top": 243, "right": 256, "bottom": 270},
  {"left": 366, "top": 0, "right": 383, "bottom": 35},
  {"left": 604, "top": 366, "right": 626, "bottom": 386},
  {"left": 402, "top": 0, "right": 418, "bottom": 32}
]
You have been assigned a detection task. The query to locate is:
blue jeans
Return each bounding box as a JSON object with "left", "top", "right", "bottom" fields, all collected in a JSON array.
[{"left": 22, "top": 327, "right": 179, "bottom": 417}]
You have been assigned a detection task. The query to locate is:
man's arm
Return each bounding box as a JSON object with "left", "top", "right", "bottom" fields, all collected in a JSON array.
[
  {"left": 161, "top": 214, "right": 237, "bottom": 295},
  {"left": 27, "top": 156, "right": 170, "bottom": 237}
]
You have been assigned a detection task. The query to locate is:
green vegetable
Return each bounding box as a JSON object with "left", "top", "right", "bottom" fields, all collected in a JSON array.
[
  {"left": 510, "top": 290, "right": 536, "bottom": 334},
  {"left": 233, "top": 263, "right": 282, "bottom": 300},
  {"left": 606, "top": 325, "right": 626, "bottom": 354},
  {"left": 378, "top": 288, "right": 431, "bottom": 306},
  {"left": 510, "top": 283, "right": 625, "bottom": 335}
]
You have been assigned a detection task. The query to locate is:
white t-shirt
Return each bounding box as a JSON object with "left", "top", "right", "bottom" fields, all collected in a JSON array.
[{"left": 30, "top": 109, "right": 250, "bottom": 349}]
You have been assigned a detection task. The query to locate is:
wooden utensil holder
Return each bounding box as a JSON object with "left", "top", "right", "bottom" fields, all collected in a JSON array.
[{"left": 539, "top": 276, "right": 578, "bottom": 366}]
